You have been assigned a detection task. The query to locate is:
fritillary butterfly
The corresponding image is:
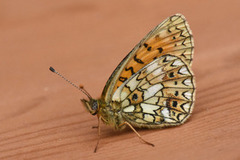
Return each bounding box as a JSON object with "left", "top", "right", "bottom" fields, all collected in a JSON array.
[{"left": 50, "top": 14, "right": 195, "bottom": 152}]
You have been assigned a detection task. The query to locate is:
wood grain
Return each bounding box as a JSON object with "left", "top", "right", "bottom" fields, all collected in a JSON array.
[{"left": 0, "top": 0, "right": 239, "bottom": 160}]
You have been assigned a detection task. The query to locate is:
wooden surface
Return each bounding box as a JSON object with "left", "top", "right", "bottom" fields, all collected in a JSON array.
[{"left": 1, "top": 1, "right": 240, "bottom": 160}]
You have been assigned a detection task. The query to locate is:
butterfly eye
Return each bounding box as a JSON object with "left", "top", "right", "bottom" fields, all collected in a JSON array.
[
  {"left": 92, "top": 100, "right": 98, "bottom": 110},
  {"left": 132, "top": 93, "right": 138, "bottom": 101}
]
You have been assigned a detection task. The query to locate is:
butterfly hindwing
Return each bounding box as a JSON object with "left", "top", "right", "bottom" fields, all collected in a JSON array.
[
  {"left": 102, "top": 14, "right": 194, "bottom": 104},
  {"left": 112, "top": 55, "right": 195, "bottom": 127}
]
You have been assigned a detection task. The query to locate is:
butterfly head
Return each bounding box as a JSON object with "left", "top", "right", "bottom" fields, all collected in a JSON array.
[{"left": 81, "top": 98, "right": 99, "bottom": 115}]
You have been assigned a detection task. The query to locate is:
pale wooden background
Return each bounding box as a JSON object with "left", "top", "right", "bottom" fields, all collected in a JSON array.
[{"left": 0, "top": 0, "right": 240, "bottom": 160}]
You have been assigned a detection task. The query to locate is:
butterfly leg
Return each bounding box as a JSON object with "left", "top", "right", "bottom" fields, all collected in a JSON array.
[
  {"left": 120, "top": 121, "right": 155, "bottom": 147},
  {"left": 94, "top": 116, "right": 101, "bottom": 153}
]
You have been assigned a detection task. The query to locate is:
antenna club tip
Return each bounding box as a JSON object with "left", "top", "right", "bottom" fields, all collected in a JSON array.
[
  {"left": 49, "top": 66, "right": 56, "bottom": 73},
  {"left": 79, "top": 85, "right": 84, "bottom": 89}
]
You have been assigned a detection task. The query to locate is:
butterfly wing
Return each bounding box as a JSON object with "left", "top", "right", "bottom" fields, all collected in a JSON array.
[
  {"left": 102, "top": 14, "right": 194, "bottom": 103},
  {"left": 112, "top": 55, "right": 195, "bottom": 127}
]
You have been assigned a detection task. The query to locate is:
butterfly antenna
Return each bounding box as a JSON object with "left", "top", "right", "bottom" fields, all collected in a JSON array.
[
  {"left": 49, "top": 66, "right": 92, "bottom": 99},
  {"left": 79, "top": 85, "right": 92, "bottom": 100}
]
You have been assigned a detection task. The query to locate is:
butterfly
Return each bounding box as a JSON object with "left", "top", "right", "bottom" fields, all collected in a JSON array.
[{"left": 50, "top": 13, "right": 195, "bottom": 152}]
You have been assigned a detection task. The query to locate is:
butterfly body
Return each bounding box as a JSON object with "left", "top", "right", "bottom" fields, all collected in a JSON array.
[{"left": 98, "top": 100, "right": 126, "bottom": 130}]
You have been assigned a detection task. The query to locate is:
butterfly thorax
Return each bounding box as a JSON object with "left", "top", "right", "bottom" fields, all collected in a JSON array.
[
  {"left": 81, "top": 98, "right": 125, "bottom": 130},
  {"left": 98, "top": 99, "right": 126, "bottom": 130}
]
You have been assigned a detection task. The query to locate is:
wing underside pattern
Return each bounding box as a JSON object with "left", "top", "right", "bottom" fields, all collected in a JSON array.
[{"left": 112, "top": 55, "right": 195, "bottom": 128}]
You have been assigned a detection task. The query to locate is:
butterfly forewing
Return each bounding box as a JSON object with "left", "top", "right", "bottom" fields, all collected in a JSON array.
[
  {"left": 112, "top": 55, "right": 195, "bottom": 128},
  {"left": 102, "top": 14, "right": 194, "bottom": 103}
]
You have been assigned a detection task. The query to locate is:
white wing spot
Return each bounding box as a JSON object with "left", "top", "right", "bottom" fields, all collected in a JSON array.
[
  {"left": 165, "top": 56, "right": 176, "bottom": 62},
  {"left": 184, "top": 91, "right": 192, "bottom": 100},
  {"left": 141, "top": 103, "right": 160, "bottom": 114},
  {"left": 172, "top": 59, "right": 184, "bottom": 66},
  {"left": 161, "top": 108, "right": 170, "bottom": 118},
  {"left": 144, "top": 83, "right": 163, "bottom": 99},
  {"left": 123, "top": 105, "right": 135, "bottom": 112},
  {"left": 112, "top": 83, "right": 125, "bottom": 102},
  {"left": 183, "top": 78, "right": 192, "bottom": 86},
  {"left": 147, "top": 62, "right": 159, "bottom": 73},
  {"left": 179, "top": 66, "right": 189, "bottom": 75},
  {"left": 126, "top": 76, "right": 140, "bottom": 91},
  {"left": 182, "top": 103, "right": 190, "bottom": 112}
]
